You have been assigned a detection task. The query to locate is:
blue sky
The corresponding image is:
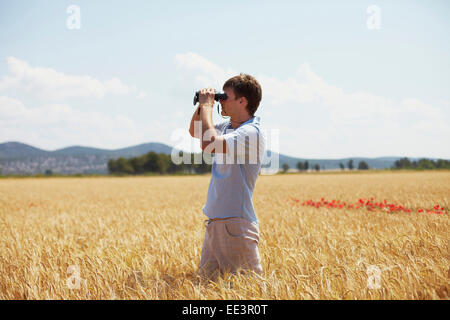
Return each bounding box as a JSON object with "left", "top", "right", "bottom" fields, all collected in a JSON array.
[{"left": 0, "top": 0, "right": 449, "bottom": 159}]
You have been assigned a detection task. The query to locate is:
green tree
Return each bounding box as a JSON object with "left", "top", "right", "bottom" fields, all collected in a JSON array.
[
  {"left": 347, "top": 159, "right": 354, "bottom": 170},
  {"left": 304, "top": 161, "right": 309, "bottom": 171},
  {"left": 435, "top": 159, "right": 450, "bottom": 169},
  {"left": 116, "top": 157, "right": 134, "bottom": 174},
  {"left": 166, "top": 152, "right": 185, "bottom": 173},
  {"left": 130, "top": 156, "right": 146, "bottom": 174},
  {"left": 107, "top": 158, "right": 118, "bottom": 173},
  {"left": 194, "top": 152, "right": 212, "bottom": 173},
  {"left": 314, "top": 163, "right": 320, "bottom": 171},
  {"left": 157, "top": 153, "right": 169, "bottom": 174},
  {"left": 436, "top": 159, "right": 445, "bottom": 169},
  {"left": 339, "top": 163, "right": 345, "bottom": 170},
  {"left": 393, "top": 157, "right": 411, "bottom": 169},
  {"left": 282, "top": 163, "right": 290, "bottom": 173},
  {"left": 141, "top": 152, "right": 166, "bottom": 173},
  {"left": 358, "top": 161, "right": 369, "bottom": 170},
  {"left": 296, "top": 161, "right": 304, "bottom": 171},
  {"left": 416, "top": 158, "right": 434, "bottom": 170}
]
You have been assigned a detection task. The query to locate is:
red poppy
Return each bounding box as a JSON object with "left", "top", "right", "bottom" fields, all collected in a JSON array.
[{"left": 288, "top": 196, "right": 447, "bottom": 215}]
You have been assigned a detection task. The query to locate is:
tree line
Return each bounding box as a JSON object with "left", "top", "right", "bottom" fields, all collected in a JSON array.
[
  {"left": 281, "top": 159, "right": 370, "bottom": 172},
  {"left": 391, "top": 158, "right": 450, "bottom": 170},
  {"left": 107, "top": 153, "right": 449, "bottom": 175},
  {"left": 107, "top": 151, "right": 211, "bottom": 175},
  {"left": 280, "top": 157, "right": 450, "bottom": 172}
]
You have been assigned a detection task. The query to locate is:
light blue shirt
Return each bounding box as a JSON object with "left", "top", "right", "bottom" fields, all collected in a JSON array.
[{"left": 202, "top": 116, "right": 266, "bottom": 223}]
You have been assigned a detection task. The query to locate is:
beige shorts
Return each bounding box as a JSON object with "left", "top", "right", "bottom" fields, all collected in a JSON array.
[{"left": 198, "top": 217, "right": 263, "bottom": 278}]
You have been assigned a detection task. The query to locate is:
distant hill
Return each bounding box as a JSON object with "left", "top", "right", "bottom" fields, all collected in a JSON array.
[
  {"left": 54, "top": 143, "right": 174, "bottom": 158},
  {"left": 0, "top": 141, "right": 174, "bottom": 159},
  {"left": 0, "top": 142, "right": 51, "bottom": 159},
  {"left": 0, "top": 141, "right": 447, "bottom": 175},
  {"left": 0, "top": 141, "right": 178, "bottom": 175}
]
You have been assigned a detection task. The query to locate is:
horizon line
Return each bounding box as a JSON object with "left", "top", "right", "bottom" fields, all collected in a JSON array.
[{"left": 0, "top": 140, "right": 448, "bottom": 161}]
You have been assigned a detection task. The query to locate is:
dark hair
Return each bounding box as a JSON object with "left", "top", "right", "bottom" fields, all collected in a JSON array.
[{"left": 223, "top": 73, "right": 262, "bottom": 116}]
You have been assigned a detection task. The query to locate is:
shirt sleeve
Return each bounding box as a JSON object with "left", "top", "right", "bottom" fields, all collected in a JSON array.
[
  {"left": 221, "top": 124, "right": 263, "bottom": 164},
  {"left": 214, "top": 121, "right": 228, "bottom": 134}
]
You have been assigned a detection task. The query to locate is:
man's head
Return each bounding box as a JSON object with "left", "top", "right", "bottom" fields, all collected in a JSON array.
[{"left": 220, "top": 73, "right": 262, "bottom": 118}]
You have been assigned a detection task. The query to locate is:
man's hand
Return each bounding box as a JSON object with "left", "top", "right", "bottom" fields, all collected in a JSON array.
[{"left": 198, "top": 88, "right": 216, "bottom": 107}]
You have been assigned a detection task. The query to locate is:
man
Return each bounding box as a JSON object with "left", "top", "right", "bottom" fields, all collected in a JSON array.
[{"left": 188, "top": 73, "right": 266, "bottom": 279}]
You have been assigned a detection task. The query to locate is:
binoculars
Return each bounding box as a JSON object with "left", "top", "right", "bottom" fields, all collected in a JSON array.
[{"left": 193, "top": 91, "right": 227, "bottom": 105}]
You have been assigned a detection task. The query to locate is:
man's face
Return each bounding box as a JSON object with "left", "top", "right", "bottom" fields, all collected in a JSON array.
[{"left": 220, "top": 87, "right": 244, "bottom": 117}]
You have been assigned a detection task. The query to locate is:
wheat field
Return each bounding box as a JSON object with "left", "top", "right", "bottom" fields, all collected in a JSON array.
[{"left": 0, "top": 170, "right": 448, "bottom": 300}]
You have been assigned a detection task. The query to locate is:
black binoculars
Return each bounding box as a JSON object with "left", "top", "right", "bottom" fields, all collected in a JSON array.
[{"left": 193, "top": 91, "right": 227, "bottom": 105}]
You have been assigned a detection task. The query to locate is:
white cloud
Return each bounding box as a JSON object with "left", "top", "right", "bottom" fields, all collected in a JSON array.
[
  {"left": 175, "top": 52, "right": 237, "bottom": 89},
  {"left": 0, "top": 96, "right": 144, "bottom": 150},
  {"left": 1, "top": 53, "right": 448, "bottom": 158},
  {"left": 170, "top": 128, "right": 202, "bottom": 154},
  {"left": 174, "top": 52, "right": 450, "bottom": 158},
  {"left": 0, "top": 57, "right": 143, "bottom": 100}
]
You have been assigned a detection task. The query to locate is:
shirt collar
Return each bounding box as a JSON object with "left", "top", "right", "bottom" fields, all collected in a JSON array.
[{"left": 228, "top": 116, "right": 260, "bottom": 129}]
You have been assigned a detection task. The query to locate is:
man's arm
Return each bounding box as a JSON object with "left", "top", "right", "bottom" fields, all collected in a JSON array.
[
  {"left": 189, "top": 106, "right": 201, "bottom": 138},
  {"left": 197, "top": 88, "right": 227, "bottom": 154},
  {"left": 199, "top": 103, "right": 226, "bottom": 153}
]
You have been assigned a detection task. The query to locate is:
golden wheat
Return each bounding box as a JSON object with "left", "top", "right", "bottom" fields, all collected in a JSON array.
[{"left": 0, "top": 170, "right": 448, "bottom": 299}]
